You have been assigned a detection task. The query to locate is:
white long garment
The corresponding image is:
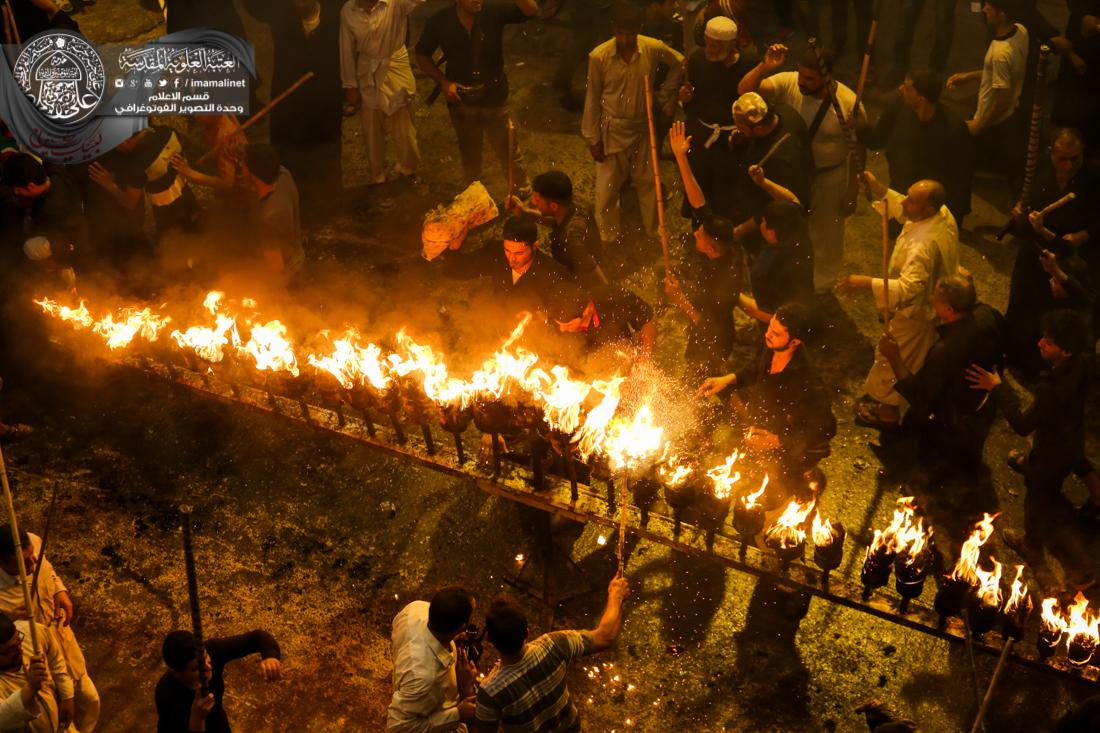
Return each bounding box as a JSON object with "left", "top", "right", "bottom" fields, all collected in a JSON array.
[
  {"left": 387, "top": 601, "right": 464, "bottom": 733},
  {"left": 864, "top": 189, "right": 960, "bottom": 406},
  {"left": 767, "top": 71, "right": 861, "bottom": 168},
  {"left": 0, "top": 620, "right": 74, "bottom": 733},
  {"left": 340, "top": 0, "right": 424, "bottom": 115}
]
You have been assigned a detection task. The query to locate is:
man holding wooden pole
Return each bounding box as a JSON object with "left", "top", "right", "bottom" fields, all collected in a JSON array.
[{"left": 836, "top": 171, "right": 959, "bottom": 429}]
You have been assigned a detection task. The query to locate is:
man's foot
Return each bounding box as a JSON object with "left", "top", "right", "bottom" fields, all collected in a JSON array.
[
  {"left": 853, "top": 403, "right": 899, "bottom": 430},
  {"left": 1002, "top": 529, "right": 1038, "bottom": 562},
  {"left": 1006, "top": 449, "right": 1028, "bottom": 474}
]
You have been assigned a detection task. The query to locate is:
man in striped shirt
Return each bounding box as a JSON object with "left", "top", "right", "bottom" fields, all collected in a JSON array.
[{"left": 471, "top": 576, "right": 629, "bottom": 732}]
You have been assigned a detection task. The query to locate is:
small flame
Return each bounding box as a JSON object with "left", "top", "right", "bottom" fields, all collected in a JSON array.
[
  {"left": 812, "top": 512, "right": 836, "bottom": 546},
  {"left": 541, "top": 365, "right": 591, "bottom": 435},
  {"left": 1003, "top": 565, "right": 1031, "bottom": 616},
  {"left": 92, "top": 307, "right": 172, "bottom": 350},
  {"left": 705, "top": 451, "right": 743, "bottom": 501},
  {"left": 657, "top": 454, "right": 693, "bottom": 488},
  {"left": 1041, "top": 597, "right": 1069, "bottom": 633},
  {"left": 34, "top": 297, "right": 93, "bottom": 328},
  {"left": 973, "top": 557, "right": 1003, "bottom": 608},
  {"left": 573, "top": 378, "right": 624, "bottom": 460},
  {"left": 1066, "top": 592, "right": 1100, "bottom": 646},
  {"left": 765, "top": 498, "right": 816, "bottom": 549},
  {"left": 948, "top": 512, "right": 1000, "bottom": 585}
]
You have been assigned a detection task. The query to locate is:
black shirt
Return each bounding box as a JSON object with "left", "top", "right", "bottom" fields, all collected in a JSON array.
[
  {"left": 683, "top": 49, "right": 757, "bottom": 136},
  {"left": 895, "top": 304, "right": 1005, "bottom": 428},
  {"left": 726, "top": 104, "right": 813, "bottom": 222},
  {"left": 26, "top": 169, "right": 86, "bottom": 266},
  {"left": 733, "top": 346, "right": 836, "bottom": 470},
  {"left": 747, "top": 221, "right": 813, "bottom": 314},
  {"left": 588, "top": 288, "right": 653, "bottom": 351},
  {"left": 155, "top": 631, "right": 282, "bottom": 733},
  {"left": 865, "top": 98, "right": 973, "bottom": 221},
  {"left": 547, "top": 204, "right": 603, "bottom": 289},
  {"left": 683, "top": 247, "right": 743, "bottom": 370},
  {"left": 415, "top": 1, "right": 530, "bottom": 107},
  {"left": 441, "top": 244, "right": 586, "bottom": 322}
]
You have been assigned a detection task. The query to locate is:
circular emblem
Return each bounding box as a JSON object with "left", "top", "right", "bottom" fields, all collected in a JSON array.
[{"left": 13, "top": 31, "right": 105, "bottom": 125}]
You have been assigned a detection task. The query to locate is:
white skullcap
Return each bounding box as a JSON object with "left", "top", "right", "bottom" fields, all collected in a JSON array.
[
  {"left": 704, "top": 16, "right": 738, "bottom": 42},
  {"left": 23, "top": 236, "right": 52, "bottom": 261},
  {"left": 732, "top": 92, "right": 768, "bottom": 124}
]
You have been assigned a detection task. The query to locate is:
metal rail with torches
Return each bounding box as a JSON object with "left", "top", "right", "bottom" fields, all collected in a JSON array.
[{"left": 32, "top": 292, "right": 1100, "bottom": 684}]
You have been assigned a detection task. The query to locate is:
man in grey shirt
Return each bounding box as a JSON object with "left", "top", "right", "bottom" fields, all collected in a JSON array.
[{"left": 244, "top": 145, "right": 305, "bottom": 281}]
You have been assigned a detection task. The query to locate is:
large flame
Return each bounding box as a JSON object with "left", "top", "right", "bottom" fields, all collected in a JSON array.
[
  {"left": 603, "top": 403, "right": 665, "bottom": 473},
  {"left": 1041, "top": 597, "right": 1069, "bottom": 633},
  {"left": 948, "top": 512, "right": 1000, "bottom": 585},
  {"left": 239, "top": 320, "right": 300, "bottom": 376},
  {"left": 541, "top": 366, "right": 592, "bottom": 435},
  {"left": 812, "top": 512, "right": 836, "bottom": 546},
  {"left": 1065, "top": 592, "right": 1100, "bottom": 648},
  {"left": 572, "top": 377, "right": 624, "bottom": 461},
  {"left": 765, "top": 498, "right": 816, "bottom": 549},
  {"left": 705, "top": 451, "right": 743, "bottom": 501}
]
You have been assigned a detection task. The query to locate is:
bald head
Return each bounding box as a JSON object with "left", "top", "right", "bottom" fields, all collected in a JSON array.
[{"left": 903, "top": 179, "right": 945, "bottom": 221}]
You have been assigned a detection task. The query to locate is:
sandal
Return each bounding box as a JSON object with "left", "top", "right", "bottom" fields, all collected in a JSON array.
[
  {"left": 1006, "top": 449, "right": 1028, "bottom": 474},
  {"left": 853, "top": 403, "right": 899, "bottom": 430}
]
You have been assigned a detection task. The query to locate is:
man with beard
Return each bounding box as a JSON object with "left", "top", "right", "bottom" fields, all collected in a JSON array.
[
  {"left": 740, "top": 42, "right": 864, "bottom": 292},
  {"left": 1004, "top": 128, "right": 1100, "bottom": 377},
  {"left": 864, "top": 71, "right": 973, "bottom": 228},
  {"left": 678, "top": 16, "right": 757, "bottom": 223},
  {"left": 698, "top": 303, "right": 836, "bottom": 500},
  {"left": 581, "top": 2, "right": 683, "bottom": 248}
]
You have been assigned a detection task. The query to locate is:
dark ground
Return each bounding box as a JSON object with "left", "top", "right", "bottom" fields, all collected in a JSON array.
[{"left": 3, "top": 0, "right": 1100, "bottom": 731}]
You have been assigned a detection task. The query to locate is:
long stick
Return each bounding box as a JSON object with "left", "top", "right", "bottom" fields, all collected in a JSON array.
[
  {"left": 196, "top": 71, "right": 315, "bottom": 165},
  {"left": 29, "top": 482, "right": 59, "bottom": 607},
  {"left": 507, "top": 119, "right": 515, "bottom": 200},
  {"left": 642, "top": 77, "right": 670, "bottom": 272},
  {"left": 0, "top": 444, "right": 38, "bottom": 655},
  {"left": 961, "top": 610, "right": 985, "bottom": 733},
  {"left": 970, "top": 639, "right": 1014, "bottom": 733},
  {"left": 617, "top": 476, "right": 629, "bottom": 576},
  {"left": 881, "top": 196, "right": 891, "bottom": 332},
  {"left": 180, "top": 506, "right": 208, "bottom": 696},
  {"left": 852, "top": 1, "right": 882, "bottom": 124},
  {"left": 996, "top": 45, "right": 1051, "bottom": 241},
  {"left": 1036, "top": 192, "right": 1076, "bottom": 218},
  {"left": 757, "top": 132, "right": 791, "bottom": 167}
]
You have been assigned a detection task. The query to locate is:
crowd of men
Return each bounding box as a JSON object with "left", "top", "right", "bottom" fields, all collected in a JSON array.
[{"left": 2, "top": 0, "right": 1100, "bottom": 729}]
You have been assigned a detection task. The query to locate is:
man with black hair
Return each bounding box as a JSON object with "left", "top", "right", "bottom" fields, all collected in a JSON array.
[
  {"left": 877, "top": 275, "right": 1004, "bottom": 476},
  {"left": 890, "top": 0, "right": 958, "bottom": 82},
  {"left": 471, "top": 576, "right": 628, "bottom": 733},
  {"left": 415, "top": 0, "right": 538, "bottom": 192},
  {"left": 0, "top": 610, "right": 74, "bottom": 733},
  {"left": 838, "top": 172, "right": 959, "bottom": 429},
  {"left": 967, "top": 309, "right": 1100, "bottom": 563},
  {"left": 740, "top": 42, "right": 865, "bottom": 292},
  {"left": 2, "top": 153, "right": 87, "bottom": 272},
  {"left": 698, "top": 303, "right": 836, "bottom": 498},
  {"left": 388, "top": 586, "right": 477, "bottom": 732},
  {"left": 864, "top": 71, "right": 972, "bottom": 227},
  {"left": 0, "top": 526, "right": 98, "bottom": 732},
  {"left": 242, "top": 144, "right": 304, "bottom": 281},
  {"left": 581, "top": 2, "right": 683, "bottom": 247},
  {"left": 505, "top": 170, "right": 608, "bottom": 289},
  {"left": 439, "top": 216, "right": 586, "bottom": 324},
  {"left": 947, "top": 0, "right": 1029, "bottom": 181},
  {"left": 739, "top": 200, "right": 814, "bottom": 321},
  {"left": 155, "top": 628, "right": 281, "bottom": 733}
]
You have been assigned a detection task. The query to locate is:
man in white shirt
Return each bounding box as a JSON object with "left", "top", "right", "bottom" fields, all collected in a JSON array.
[
  {"left": 739, "top": 43, "right": 864, "bottom": 291},
  {"left": 0, "top": 612, "right": 75, "bottom": 733},
  {"left": 947, "top": 0, "right": 1029, "bottom": 181},
  {"left": 340, "top": 0, "right": 425, "bottom": 185},
  {"left": 581, "top": 2, "right": 683, "bottom": 248},
  {"left": 836, "top": 172, "right": 960, "bottom": 429},
  {"left": 388, "top": 587, "right": 478, "bottom": 733}
]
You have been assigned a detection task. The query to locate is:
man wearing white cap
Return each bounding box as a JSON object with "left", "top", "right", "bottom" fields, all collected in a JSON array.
[
  {"left": 582, "top": 2, "right": 683, "bottom": 250},
  {"left": 678, "top": 16, "right": 757, "bottom": 221},
  {"left": 740, "top": 42, "right": 865, "bottom": 292}
]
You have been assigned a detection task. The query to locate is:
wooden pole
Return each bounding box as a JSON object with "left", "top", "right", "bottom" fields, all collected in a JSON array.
[
  {"left": 643, "top": 77, "right": 670, "bottom": 272},
  {"left": 996, "top": 45, "right": 1051, "bottom": 241},
  {"left": 852, "top": 1, "right": 882, "bottom": 124},
  {"left": 881, "top": 196, "right": 891, "bottom": 332},
  {"left": 507, "top": 119, "right": 515, "bottom": 200},
  {"left": 29, "top": 482, "right": 59, "bottom": 607},
  {"left": 962, "top": 609, "right": 985, "bottom": 733},
  {"left": 617, "top": 476, "right": 629, "bottom": 577},
  {"left": 195, "top": 71, "right": 315, "bottom": 165},
  {"left": 0, "top": 443, "right": 38, "bottom": 655},
  {"left": 180, "top": 505, "right": 208, "bottom": 695},
  {"left": 970, "top": 639, "right": 1014, "bottom": 733}
]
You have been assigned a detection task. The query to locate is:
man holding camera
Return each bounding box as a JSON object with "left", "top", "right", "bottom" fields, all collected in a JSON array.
[{"left": 388, "top": 586, "right": 479, "bottom": 733}]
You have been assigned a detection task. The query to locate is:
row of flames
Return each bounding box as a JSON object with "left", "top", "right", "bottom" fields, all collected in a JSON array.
[{"left": 34, "top": 292, "right": 1098, "bottom": 663}]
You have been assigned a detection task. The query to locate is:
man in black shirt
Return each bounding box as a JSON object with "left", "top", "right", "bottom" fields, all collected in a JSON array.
[
  {"left": 679, "top": 17, "right": 757, "bottom": 222},
  {"left": 967, "top": 309, "right": 1100, "bottom": 568},
  {"left": 506, "top": 170, "right": 608, "bottom": 289},
  {"left": 879, "top": 275, "right": 1005, "bottom": 478},
  {"left": 864, "top": 71, "right": 973, "bottom": 228},
  {"left": 556, "top": 287, "right": 655, "bottom": 358},
  {"left": 1, "top": 154, "right": 86, "bottom": 273},
  {"left": 1052, "top": 1, "right": 1100, "bottom": 151},
  {"left": 414, "top": 0, "right": 537, "bottom": 192},
  {"left": 439, "top": 216, "right": 586, "bottom": 324},
  {"left": 155, "top": 629, "right": 282, "bottom": 733},
  {"left": 698, "top": 303, "right": 836, "bottom": 498}
]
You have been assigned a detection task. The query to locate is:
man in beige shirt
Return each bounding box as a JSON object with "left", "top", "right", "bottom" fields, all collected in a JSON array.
[
  {"left": 581, "top": 2, "right": 682, "bottom": 248},
  {"left": 0, "top": 528, "right": 98, "bottom": 732},
  {"left": 0, "top": 612, "right": 74, "bottom": 733}
]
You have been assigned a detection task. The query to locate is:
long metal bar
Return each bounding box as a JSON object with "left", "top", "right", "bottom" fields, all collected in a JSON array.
[{"left": 118, "top": 356, "right": 1096, "bottom": 683}]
